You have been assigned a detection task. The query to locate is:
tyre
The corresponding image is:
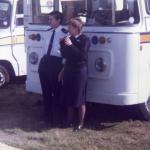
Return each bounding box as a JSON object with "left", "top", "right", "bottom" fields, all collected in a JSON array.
[
  {"left": 0, "top": 65, "right": 10, "bottom": 88},
  {"left": 138, "top": 98, "right": 150, "bottom": 121}
]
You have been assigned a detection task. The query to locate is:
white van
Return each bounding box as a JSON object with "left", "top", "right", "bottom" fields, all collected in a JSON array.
[
  {"left": 24, "top": 0, "right": 150, "bottom": 120},
  {"left": 0, "top": 0, "right": 26, "bottom": 87}
]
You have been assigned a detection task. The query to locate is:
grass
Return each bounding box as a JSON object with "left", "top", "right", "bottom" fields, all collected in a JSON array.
[{"left": 0, "top": 83, "right": 149, "bottom": 150}]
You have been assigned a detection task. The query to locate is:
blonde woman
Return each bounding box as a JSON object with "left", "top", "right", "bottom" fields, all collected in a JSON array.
[{"left": 59, "top": 18, "right": 90, "bottom": 132}]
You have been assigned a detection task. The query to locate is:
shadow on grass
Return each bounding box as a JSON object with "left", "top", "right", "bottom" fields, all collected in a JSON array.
[
  {"left": 0, "top": 82, "right": 141, "bottom": 133},
  {"left": 85, "top": 103, "right": 140, "bottom": 130}
]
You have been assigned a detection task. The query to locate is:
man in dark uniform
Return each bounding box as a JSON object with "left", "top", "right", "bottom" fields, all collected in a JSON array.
[{"left": 38, "top": 11, "right": 67, "bottom": 125}]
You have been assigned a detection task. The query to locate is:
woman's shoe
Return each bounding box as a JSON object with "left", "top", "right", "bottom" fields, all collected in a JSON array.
[{"left": 73, "top": 125, "right": 83, "bottom": 132}]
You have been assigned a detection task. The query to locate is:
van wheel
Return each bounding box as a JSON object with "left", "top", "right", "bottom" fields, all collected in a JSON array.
[
  {"left": 138, "top": 98, "right": 150, "bottom": 120},
  {"left": 0, "top": 65, "right": 10, "bottom": 88}
]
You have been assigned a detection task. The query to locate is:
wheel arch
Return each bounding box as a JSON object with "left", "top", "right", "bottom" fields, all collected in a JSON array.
[
  {"left": 138, "top": 96, "right": 150, "bottom": 121},
  {"left": 0, "top": 60, "right": 16, "bottom": 78}
]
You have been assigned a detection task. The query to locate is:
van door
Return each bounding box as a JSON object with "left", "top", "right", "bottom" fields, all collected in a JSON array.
[{"left": 12, "top": 0, "right": 26, "bottom": 76}]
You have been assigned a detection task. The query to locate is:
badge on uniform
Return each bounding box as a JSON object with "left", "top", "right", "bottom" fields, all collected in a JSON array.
[{"left": 61, "top": 28, "right": 68, "bottom": 34}]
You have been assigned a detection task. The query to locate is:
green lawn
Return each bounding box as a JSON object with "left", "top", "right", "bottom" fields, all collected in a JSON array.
[{"left": 0, "top": 84, "right": 149, "bottom": 150}]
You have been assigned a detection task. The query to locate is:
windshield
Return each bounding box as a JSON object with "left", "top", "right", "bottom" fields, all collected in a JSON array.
[
  {"left": 30, "top": 0, "right": 54, "bottom": 24},
  {"left": 60, "top": 0, "right": 140, "bottom": 26},
  {"left": 0, "top": 2, "right": 10, "bottom": 28},
  {"left": 28, "top": 0, "right": 139, "bottom": 26}
]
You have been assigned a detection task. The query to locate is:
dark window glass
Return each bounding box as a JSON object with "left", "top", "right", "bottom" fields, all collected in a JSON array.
[
  {"left": 17, "top": 0, "right": 23, "bottom": 14},
  {"left": 146, "top": 0, "right": 150, "bottom": 14},
  {"left": 0, "top": 2, "right": 10, "bottom": 28},
  {"left": 16, "top": 18, "right": 24, "bottom": 26},
  {"left": 60, "top": 0, "right": 140, "bottom": 26}
]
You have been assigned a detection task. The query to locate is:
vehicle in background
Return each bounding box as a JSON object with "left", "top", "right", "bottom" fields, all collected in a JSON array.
[
  {"left": 24, "top": 0, "right": 150, "bottom": 120},
  {"left": 0, "top": 0, "right": 26, "bottom": 87}
]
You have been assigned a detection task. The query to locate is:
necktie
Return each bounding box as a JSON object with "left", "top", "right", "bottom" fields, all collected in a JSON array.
[{"left": 47, "top": 30, "right": 55, "bottom": 55}]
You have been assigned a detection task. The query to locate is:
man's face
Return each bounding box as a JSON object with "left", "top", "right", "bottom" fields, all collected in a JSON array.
[{"left": 49, "top": 15, "right": 60, "bottom": 28}]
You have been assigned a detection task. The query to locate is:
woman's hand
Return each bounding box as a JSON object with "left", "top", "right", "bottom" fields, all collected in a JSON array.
[
  {"left": 58, "top": 67, "right": 64, "bottom": 84},
  {"left": 65, "top": 36, "right": 72, "bottom": 46}
]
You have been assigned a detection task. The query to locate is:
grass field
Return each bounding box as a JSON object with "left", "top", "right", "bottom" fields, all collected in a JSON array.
[{"left": 0, "top": 82, "right": 150, "bottom": 150}]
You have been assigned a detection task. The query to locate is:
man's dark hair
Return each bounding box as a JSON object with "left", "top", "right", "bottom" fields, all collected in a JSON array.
[{"left": 49, "top": 11, "right": 63, "bottom": 24}]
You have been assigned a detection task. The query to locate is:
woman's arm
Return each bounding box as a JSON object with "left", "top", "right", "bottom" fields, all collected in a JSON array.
[{"left": 65, "top": 35, "right": 90, "bottom": 58}]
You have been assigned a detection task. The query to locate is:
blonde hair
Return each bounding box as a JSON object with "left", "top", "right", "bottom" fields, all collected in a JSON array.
[{"left": 69, "top": 17, "right": 84, "bottom": 33}]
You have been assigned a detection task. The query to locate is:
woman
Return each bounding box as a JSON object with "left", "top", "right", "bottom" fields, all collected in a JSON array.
[{"left": 59, "top": 18, "right": 90, "bottom": 132}]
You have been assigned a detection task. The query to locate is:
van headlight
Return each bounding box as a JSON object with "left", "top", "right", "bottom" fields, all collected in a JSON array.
[
  {"left": 29, "top": 52, "right": 38, "bottom": 65},
  {"left": 95, "top": 57, "right": 106, "bottom": 72}
]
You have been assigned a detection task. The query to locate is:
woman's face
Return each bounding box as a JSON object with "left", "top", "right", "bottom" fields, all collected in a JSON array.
[{"left": 68, "top": 25, "right": 79, "bottom": 36}]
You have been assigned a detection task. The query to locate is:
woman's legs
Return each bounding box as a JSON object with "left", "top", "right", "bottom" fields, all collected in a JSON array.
[
  {"left": 66, "top": 105, "right": 86, "bottom": 131},
  {"left": 78, "top": 104, "right": 86, "bottom": 127},
  {"left": 73, "top": 105, "right": 86, "bottom": 132}
]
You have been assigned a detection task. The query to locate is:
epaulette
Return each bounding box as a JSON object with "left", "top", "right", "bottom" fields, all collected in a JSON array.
[{"left": 61, "top": 28, "right": 68, "bottom": 34}]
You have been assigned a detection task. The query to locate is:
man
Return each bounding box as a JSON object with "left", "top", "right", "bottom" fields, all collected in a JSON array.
[{"left": 38, "top": 11, "right": 67, "bottom": 125}]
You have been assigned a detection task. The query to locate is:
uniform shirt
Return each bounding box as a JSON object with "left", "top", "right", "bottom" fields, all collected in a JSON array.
[{"left": 45, "top": 25, "right": 67, "bottom": 57}]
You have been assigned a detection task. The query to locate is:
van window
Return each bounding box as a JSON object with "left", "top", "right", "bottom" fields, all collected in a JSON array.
[
  {"left": 0, "top": 2, "right": 10, "bottom": 28},
  {"left": 30, "top": 0, "right": 54, "bottom": 24},
  {"left": 60, "top": 0, "right": 140, "bottom": 26},
  {"left": 40, "top": 0, "right": 54, "bottom": 14},
  {"left": 146, "top": 0, "right": 150, "bottom": 14},
  {"left": 17, "top": 0, "right": 23, "bottom": 14},
  {"left": 29, "top": 0, "right": 139, "bottom": 26},
  {"left": 16, "top": 17, "right": 24, "bottom": 26},
  {"left": 16, "top": 0, "right": 24, "bottom": 26}
]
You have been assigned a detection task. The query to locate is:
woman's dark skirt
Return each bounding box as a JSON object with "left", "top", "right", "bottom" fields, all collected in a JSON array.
[{"left": 62, "top": 64, "right": 87, "bottom": 108}]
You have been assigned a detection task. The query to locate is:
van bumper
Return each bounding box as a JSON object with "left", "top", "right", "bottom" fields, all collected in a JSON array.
[{"left": 86, "top": 93, "right": 145, "bottom": 106}]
